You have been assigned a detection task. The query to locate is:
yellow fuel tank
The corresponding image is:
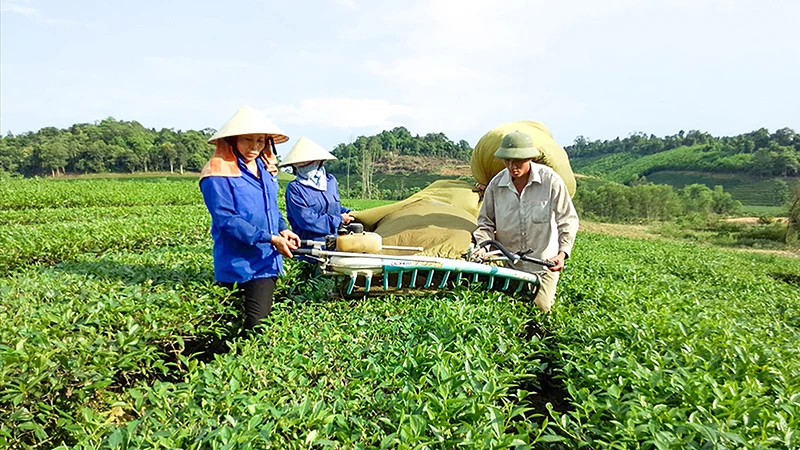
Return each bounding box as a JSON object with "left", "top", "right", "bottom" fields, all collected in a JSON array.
[{"left": 336, "top": 232, "right": 383, "bottom": 254}]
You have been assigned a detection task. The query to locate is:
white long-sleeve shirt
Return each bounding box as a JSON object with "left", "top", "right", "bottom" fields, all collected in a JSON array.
[{"left": 473, "top": 162, "right": 579, "bottom": 273}]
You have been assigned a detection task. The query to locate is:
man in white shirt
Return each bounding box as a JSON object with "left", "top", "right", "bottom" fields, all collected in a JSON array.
[{"left": 473, "top": 131, "right": 579, "bottom": 312}]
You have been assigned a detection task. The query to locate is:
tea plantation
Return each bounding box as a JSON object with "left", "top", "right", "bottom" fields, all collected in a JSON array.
[{"left": 1, "top": 178, "right": 798, "bottom": 449}]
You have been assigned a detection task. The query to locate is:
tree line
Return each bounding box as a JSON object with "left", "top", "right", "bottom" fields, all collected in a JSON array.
[
  {"left": 567, "top": 127, "right": 800, "bottom": 177},
  {"left": 573, "top": 180, "right": 743, "bottom": 223},
  {"left": 0, "top": 118, "right": 218, "bottom": 177},
  {"left": 0, "top": 119, "right": 471, "bottom": 180}
]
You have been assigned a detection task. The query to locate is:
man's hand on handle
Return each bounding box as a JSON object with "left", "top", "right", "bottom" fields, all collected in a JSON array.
[{"left": 546, "top": 251, "right": 567, "bottom": 272}]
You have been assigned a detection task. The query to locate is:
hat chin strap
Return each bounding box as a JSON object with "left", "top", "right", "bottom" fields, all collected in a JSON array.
[
  {"left": 262, "top": 137, "right": 279, "bottom": 177},
  {"left": 264, "top": 137, "right": 276, "bottom": 159},
  {"left": 256, "top": 137, "right": 278, "bottom": 165}
]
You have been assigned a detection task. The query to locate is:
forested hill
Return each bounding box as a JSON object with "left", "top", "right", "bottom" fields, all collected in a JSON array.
[
  {"left": 325, "top": 127, "right": 471, "bottom": 173},
  {"left": 0, "top": 119, "right": 216, "bottom": 177},
  {"left": 0, "top": 118, "right": 470, "bottom": 178},
  {"left": 4, "top": 118, "right": 798, "bottom": 185},
  {"left": 567, "top": 127, "right": 800, "bottom": 181}
]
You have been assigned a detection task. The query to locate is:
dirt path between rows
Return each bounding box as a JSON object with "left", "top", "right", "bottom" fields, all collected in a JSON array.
[
  {"left": 724, "top": 217, "right": 788, "bottom": 224},
  {"left": 579, "top": 221, "right": 661, "bottom": 240},
  {"left": 579, "top": 220, "right": 800, "bottom": 259}
]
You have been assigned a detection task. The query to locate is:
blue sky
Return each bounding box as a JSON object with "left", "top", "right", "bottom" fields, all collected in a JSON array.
[{"left": 1, "top": 0, "right": 798, "bottom": 154}]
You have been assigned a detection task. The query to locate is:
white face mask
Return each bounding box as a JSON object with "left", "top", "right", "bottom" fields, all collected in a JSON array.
[{"left": 295, "top": 162, "right": 327, "bottom": 191}]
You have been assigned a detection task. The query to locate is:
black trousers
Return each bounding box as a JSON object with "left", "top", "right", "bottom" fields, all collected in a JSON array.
[{"left": 219, "top": 277, "right": 277, "bottom": 330}]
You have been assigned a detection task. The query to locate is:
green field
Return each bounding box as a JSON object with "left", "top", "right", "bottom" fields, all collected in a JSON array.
[
  {"left": 571, "top": 149, "right": 795, "bottom": 207},
  {"left": 741, "top": 205, "right": 789, "bottom": 217},
  {"left": 570, "top": 153, "right": 641, "bottom": 178},
  {"left": 646, "top": 171, "right": 794, "bottom": 207},
  {"left": 574, "top": 175, "right": 614, "bottom": 192},
  {"left": 570, "top": 147, "right": 711, "bottom": 184},
  {"left": 2, "top": 178, "right": 799, "bottom": 449}
]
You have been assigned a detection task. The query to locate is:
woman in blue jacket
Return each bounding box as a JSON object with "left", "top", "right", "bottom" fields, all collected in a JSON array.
[
  {"left": 280, "top": 137, "right": 354, "bottom": 242},
  {"left": 199, "top": 105, "right": 300, "bottom": 331}
]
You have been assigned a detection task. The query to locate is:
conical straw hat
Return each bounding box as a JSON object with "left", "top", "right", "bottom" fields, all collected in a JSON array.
[
  {"left": 279, "top": 136, "right": 337, "bottom": 167},
  {"left": 207, "top": 105, "right": 289, "bottom": 144}
]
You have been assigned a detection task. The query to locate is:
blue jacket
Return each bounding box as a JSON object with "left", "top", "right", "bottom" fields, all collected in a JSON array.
[
  {"left": 199, "top": 157, "right": 288, "bottom": 283},
  {"left": 285, "top": 174, "right": 351, "bottom": 242}
]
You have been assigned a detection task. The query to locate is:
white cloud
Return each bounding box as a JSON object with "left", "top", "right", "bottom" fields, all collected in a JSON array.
[
  {"left": 334, "top": 0, "right": 558, "bottom": 138},
  {"left": 262, "top": 97, "right": 412, "bottom": 130},
  {"left": 143, "top": 56, "right": 262, "bottom": 79},
  {"left": 364, "top": 58, "right": 486, "bottom": 86},
  {"left": 0, "top": 0, "right": 79, "bottom": 25},
  {"left": 406, "top": 0, "right": 534, "bottom": 53},
  {"left": 0, "top": 0, "right": 38, "bottom": 16},
  {"left": 332, "top": 0, "right": 357, "bottom": 10}
]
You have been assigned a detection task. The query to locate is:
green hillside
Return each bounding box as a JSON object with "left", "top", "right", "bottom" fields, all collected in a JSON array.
[
  {"left": 572, "top": 145, "right": 724, "bottom": 184},
  {"left": 646, "top": 171, "right": 795, "bottom": 207},
  {"left": 571, "top": 147, "right": 796, "bottom": 207},
  {"left": 567, "top": 127, "right": 799, "bottom": 178},
  {"left": 570, "top": 153, "right": 641, "bottom": 177},
  {"left": 567, "top": 127, "right": 799, "bottom": 209}
]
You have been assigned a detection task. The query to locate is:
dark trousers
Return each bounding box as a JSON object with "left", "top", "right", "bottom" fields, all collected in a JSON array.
[{"left": 219, "top": 277, "right": 277, "bottom": 330}]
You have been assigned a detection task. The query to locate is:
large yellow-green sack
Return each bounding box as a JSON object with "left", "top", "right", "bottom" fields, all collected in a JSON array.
[
  {"left": 352, "top": 179, "right": 479, "bottom": 258},
  {"left": 349, "top": 121, "right": 575, "bottom": 258},
  {"left": 471, "top": 121, "right": 576, "bottom": 196}
]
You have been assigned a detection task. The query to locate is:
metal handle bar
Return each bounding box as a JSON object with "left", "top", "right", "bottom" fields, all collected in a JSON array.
[
  {"left": 475, "top": 240, "right": 557, "bottom": 268},
  {"left": 296, "top": 243, "right": 557, "bottom": 268}
]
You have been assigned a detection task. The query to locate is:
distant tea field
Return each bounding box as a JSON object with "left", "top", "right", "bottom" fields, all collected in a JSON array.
[{"left": 646, "top": 171, "right": 795, "bottom": 207}]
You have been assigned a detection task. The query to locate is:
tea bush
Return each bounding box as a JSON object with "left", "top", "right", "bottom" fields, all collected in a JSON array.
[{"left": 1, "top": 178, "right": 798, "bottom": 449}]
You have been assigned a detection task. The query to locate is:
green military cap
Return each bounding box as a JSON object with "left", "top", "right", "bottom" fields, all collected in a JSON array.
[{"left": 494, "top": 130, "right": 541, "bottom": 160}]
